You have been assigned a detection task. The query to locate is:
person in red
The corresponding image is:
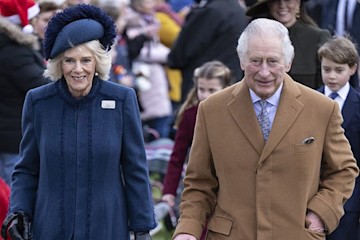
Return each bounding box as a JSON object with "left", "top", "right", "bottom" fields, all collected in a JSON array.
[
  {"left": 0, "top": 178, "right": 10, "bottom": 240},
  {"left": 162, "top": 60, "right": 232, "bottom": 211}
]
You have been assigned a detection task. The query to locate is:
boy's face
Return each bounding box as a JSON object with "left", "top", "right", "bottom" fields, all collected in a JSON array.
[{"left": 321, "top": 57, "right": 357, "bottom": 92}]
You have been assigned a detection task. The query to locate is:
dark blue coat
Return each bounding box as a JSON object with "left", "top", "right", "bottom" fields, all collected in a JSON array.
[
  {"left": 10, "top": 78, "right": 156, "bottom": 239},
  {"left": 318, "top": 86, "right": 360, "bottom": 212}
]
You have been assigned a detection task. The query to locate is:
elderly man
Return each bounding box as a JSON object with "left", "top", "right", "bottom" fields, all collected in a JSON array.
[{"left": 173, "top": 18, "right": 359, "bottom": 240}]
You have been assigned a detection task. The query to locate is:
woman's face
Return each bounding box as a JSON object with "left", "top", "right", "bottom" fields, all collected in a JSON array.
[
  {"left": 268, "top": 0, "right": 300, "bottom": 28},
  {"left": 61, "top": 44, "right": 96, "bottom": 98}
]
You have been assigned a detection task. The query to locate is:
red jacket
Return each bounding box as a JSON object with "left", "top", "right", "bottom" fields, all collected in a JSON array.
[
  {"left": 163, "top": 104, "right": 198, "bottom": 195},
  {"left": 0, "top": 178, "right": 10, "bottom": 240}
]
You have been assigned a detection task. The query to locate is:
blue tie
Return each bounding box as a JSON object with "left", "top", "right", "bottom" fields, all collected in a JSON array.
[
  {"left": 257, "top": 100, "right": 270, "bottom": 141},
  {"left": 329, "top": 92, "right": 338, "bottom": 100}
]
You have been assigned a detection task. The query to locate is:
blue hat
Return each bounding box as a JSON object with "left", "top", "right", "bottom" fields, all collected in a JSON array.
[{"left": 43, "top": 4, "right": 116, "bottom": 60}]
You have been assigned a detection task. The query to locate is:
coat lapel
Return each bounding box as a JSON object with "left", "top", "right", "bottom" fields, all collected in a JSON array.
[
  {"left": 259, "top": 75, "right": 304, "bottom": 163},
  {"left": 227, "top": 81, "right": 265, "bottom": 155}
]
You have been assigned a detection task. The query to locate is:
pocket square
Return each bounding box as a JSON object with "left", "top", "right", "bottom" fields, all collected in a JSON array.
[{"left": 301, "top": 137, "right": 315, "bottom": 144}]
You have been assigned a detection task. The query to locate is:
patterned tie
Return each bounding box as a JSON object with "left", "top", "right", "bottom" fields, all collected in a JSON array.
[
  {"left": 329, "top": 92, "right": 338, "bottom": 100},
  {"left": 257, "top": 100, "right": 270, "bottom": 141}
]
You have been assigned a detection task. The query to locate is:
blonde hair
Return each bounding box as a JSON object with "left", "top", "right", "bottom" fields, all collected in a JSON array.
[
  {"left": 174, "top": 60, "right": 232, "bottom": 128},
  {"left": 44, "top": 40, "right": 112, "bottom": 81}
]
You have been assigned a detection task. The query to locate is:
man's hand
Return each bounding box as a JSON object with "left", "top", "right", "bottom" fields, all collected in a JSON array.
[
  {"left": 306, "top": 211, "right": 325, "bottom": 232},
  {"left": 173, "top": 234, "right": 197, "bottom": 240}
]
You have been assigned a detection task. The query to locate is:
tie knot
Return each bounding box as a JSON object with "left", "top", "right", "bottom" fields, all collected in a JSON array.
[
  {"left": 329, "top": 92, "right": 338, "bottom": 100},
  {"left": 259, "top": 100, "right": 267, "bottom": 108}
]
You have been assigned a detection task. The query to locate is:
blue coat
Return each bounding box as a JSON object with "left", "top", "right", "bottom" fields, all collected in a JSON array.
[
  {"left": 9, "top": 78, "right": 156, "bottom": 239},
  {"left": 318, "top": 86, "right": 360, "bottom": 212}
]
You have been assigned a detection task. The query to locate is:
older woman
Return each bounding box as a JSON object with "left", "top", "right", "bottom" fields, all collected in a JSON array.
[
  {"left": 246, "top": 0, "right": 331, "bottom": 89},
  {"left": 1, "top": 4, "right": 155, "bottom": 240}
]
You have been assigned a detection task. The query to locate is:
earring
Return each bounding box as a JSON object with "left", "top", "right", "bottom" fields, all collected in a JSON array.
[{"left": 95, "top": 72, "right": 99, "bottom": 76}]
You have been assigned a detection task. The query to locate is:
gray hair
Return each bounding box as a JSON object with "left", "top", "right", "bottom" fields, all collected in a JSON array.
[
  {"left": 236, "top": 18, "right": 294, "bottom": 66},
  {"left": 44, "top": 40, "right": 112, "bottom": 81}
]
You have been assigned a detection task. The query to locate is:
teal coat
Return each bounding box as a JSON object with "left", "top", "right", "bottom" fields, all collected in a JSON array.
[{"left": 9, "top": 78, "right": 156, "bottom": 239}]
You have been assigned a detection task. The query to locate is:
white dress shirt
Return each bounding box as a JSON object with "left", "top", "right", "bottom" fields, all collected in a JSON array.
[
  {"left": 324, "top": 82, "right": 350, "bottom": 111},
  {"left": 250, "top": 83, "right": 283, "bottom": 131}
]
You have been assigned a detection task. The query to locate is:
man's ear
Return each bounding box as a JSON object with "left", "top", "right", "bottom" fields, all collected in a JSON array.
[
  {"left": 285, "top": 60, "right": 293, "bottom": 73},
  {"left": 350, "top": 63, "right": 358, "bottom": 76}
]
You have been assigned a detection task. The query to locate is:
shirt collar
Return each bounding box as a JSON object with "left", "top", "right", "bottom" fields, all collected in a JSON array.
[
  {"left": 324, "top": 82, "right": 350, "bottom": 100},
  {"left": 250, "top": 83, "right": 283, "bottom": 107}
]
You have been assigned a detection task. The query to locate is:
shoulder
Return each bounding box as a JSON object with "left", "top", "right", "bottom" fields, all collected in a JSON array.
[
  {"left": 27, "top": 81, "right": 57, "bottom": 102},
  {"left": 295, "top": 21, "right": 331, "bottom": 38}
]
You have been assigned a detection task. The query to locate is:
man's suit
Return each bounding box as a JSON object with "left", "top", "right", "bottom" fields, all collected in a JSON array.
[
  {"left": 319, "top": 85, "right": 360, "bottom": 239},
  {"left": 174, "top": 75, "right": 358, "bottom": 240}
]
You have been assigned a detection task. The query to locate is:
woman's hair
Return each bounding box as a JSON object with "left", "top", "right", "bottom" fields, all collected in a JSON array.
[
  {"left": 318, "top": 35, "right": 359, "bottom": 68},
  {"left": 174, "top": 60, "right": 232, "bottom": 128},
  {"left": 44, "top": 40, "right": 113, "bottom": 81},
  {"left": 237, "top": 18, "right": 294, "bottom": 66}
]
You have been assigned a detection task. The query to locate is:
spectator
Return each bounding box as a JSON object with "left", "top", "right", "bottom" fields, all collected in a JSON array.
[
  {"left": 31, "top": 1, "right": 63, "bottom": 59},
  {"left": 168, "top": 0, "right": 248, "bottom": 102},
  {"left": 172, "top": 18, "right": 358, "bottom": 240},
  {"left": 126, "top": 0, "right": 173, "bottom": 138},
  {"left": 1, "top": 5, "right": 155, "bottom": 240},
  {"left": 0, "top": 0, "right": 51, "bottom": 186},
  {"left": 317, "top": 36, "right": 360, "bottom": 240},
  {"left": 246, "top": 0, "right": 331, "bottom": 89}
]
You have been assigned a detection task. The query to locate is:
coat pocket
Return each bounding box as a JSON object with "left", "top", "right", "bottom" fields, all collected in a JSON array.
[{"left": 207, "top": 215, "right": 233, "bottom": 236}]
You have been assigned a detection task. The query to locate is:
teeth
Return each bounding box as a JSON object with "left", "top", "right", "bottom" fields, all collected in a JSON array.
[{"left": 73, "top": 76, "right": 85, "bottom": 80}]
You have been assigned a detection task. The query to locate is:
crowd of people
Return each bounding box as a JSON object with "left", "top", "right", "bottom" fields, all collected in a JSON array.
[{"left": 0, "top": 0, "right": 360, "bottom": 239}]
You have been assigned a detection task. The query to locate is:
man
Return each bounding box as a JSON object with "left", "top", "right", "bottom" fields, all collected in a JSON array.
[
  {"left": 167, "top": 0, "right": 248, "bottom": 102},
  {"left": 173, "top": 18, "right": 359, "bottom": 240}
]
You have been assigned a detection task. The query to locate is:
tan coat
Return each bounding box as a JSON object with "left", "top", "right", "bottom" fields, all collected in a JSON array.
[{"left": 174, "top": 75, "right": 359, "bottom": 240}]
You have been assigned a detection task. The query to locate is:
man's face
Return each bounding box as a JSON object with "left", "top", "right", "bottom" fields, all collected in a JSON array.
[
  {"left": 241, "top": 35, "right": 291, "bottom": 99},
  {"left": 33, "top": 10, "right": 57, "bottom": 39}
]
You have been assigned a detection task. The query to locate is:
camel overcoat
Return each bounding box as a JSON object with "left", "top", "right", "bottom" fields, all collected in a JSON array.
[{"left": 174, "top": 75, "right": 359, "bottom": 240}]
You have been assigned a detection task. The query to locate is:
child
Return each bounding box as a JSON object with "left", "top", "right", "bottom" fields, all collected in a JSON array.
[
  {"left": 317, "top": 36, "right": 360, "bottom": 240},
  {"left": 161, "top": 61, "right": 232, "bottom": 237}
]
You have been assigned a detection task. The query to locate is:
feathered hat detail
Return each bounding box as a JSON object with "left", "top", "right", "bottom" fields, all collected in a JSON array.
[{"left": 43, "top": 4, "right": 117, "bottom": 60}]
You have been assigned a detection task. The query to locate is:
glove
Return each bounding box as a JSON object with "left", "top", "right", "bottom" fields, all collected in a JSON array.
[
  {"left": 1, "top": 212, "right": 32, "bottom": 240},
  {"left": 134, "top": 231, "right": 151, "bottom": 240}
]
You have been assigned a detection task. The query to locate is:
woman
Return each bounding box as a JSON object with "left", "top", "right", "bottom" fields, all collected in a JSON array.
[
  {"left": 1, "top": 5, "right": 155, "bottom": 240},
  {"left": 246, "top": 0, "right": 331, "bottom": 89}
]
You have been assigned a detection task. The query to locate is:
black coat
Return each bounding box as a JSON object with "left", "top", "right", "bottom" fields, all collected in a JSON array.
[
  {"left": 168, "top": 0, "right": 248, "bottom": 101},
  {"left": 0, "top": 17, "right": 50, "bottom": 153}
]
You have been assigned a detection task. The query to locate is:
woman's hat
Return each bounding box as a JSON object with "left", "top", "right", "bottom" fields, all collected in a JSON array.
[
  {"left": 0, "top": 0, "right": 40, "bottom": 32},
  {"left": 43, "top": 4, "right": 117, "bottom": 60},
  {"left": 246, "top": 0, "right": 308, "bottom": 17}
]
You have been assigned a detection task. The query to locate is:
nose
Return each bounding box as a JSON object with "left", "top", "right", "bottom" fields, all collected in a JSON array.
[
  {"left": 258, "top": 62, "right": 271, "bottom": 77},
  {"left": 74, "top": 61, "right": 83, "bottom": 72}
]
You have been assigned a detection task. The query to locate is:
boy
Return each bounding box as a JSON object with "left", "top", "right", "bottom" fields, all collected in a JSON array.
[{"left": 317, "top": 36, "right": 360, "bottom": 240}]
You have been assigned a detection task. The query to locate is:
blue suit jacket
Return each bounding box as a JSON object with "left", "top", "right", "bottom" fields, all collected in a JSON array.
[{"left": 318, "top": 85, "right": 360, "bottom": 212}]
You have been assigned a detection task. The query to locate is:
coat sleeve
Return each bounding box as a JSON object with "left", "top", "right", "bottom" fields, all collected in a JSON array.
[
  {"left": 307, "top": 102, "right": 359, "bottom": 233},
  {"left": 9, "top": 91, "right": 40, "bottom": 215},
  {"left": 120, "top": 88, "right": 157, "bottom": 232},
  {"left": 173, "top": 102, "right": 218, "bottom": 239}
]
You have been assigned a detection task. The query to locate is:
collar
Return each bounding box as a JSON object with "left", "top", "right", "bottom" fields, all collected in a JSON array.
[
  {"left": 250, "top": 82, "right": 283, "bottom": 107},
  {"left": 324, "top": 82, "right": 350, "bottom": 100}
]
